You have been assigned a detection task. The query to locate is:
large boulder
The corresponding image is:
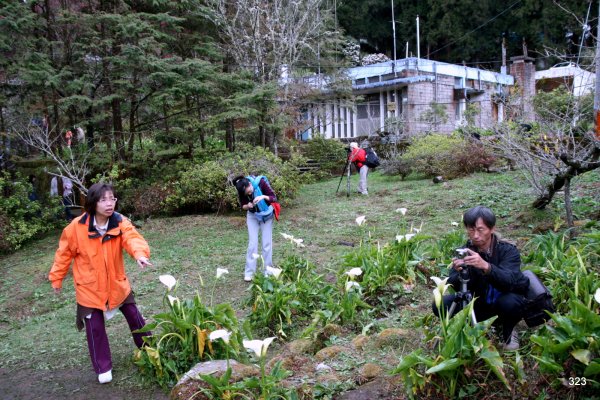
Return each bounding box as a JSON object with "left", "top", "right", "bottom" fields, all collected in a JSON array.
[{"left": 170, "top": 360, "right": 259, "bottom": 400}]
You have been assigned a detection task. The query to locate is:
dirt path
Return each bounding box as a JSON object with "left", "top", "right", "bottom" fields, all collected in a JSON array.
[{"left": 0, "top": 365, "right": 168, "bottom": 400}]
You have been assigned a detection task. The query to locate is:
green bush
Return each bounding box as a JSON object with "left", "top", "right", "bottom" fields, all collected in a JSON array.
[
  {"left": 302, "top": 135, "right": 348, "bottom": 175},
  {"left": 0, "top": 172, "right": 63, "bottom": 253},
  {"left": 400, "top": 134, "right": 495, "bottom": 179},
  {"left": 165, "top": 145, "right": 308, "bottom": 213}
]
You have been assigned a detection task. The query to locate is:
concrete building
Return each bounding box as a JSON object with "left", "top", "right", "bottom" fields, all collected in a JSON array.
[
  {"left": 535, "top": 62, "right": 595, "bottom": 97},
  {"left": 298, "top": 57, "right": 514, "bottom": 140}
]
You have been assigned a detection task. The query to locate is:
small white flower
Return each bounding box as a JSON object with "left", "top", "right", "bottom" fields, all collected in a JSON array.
[
  {"left": 251, "top": 253, "right": 260, "bottom": 260},
  {"left": 431, "top": 276, "right": 450, "bottom": 295},
  {"left": 159, "top": 274, "right": 177, "bottom": 291},
  {"left": 167, "top": 294, "right": 179, "bottom": 306},
  {"left": 280, "top": 233, "right": 293, "bottom": 240},
  {"left": 345, "top": 268, "right": 363, "bottom": 278},
  {"left": 209, "top": 329, "right": 232, "bottom": 344},
  {"left": 395, "top": 208, "right": 407, "bottom": 215},
  {"left": 451, "top": 221, "right": 459, "bottom": 227},
  {"left": 216, "top": 268, "right": 229, "bottom": 279},
  {"left": 243, "top": 337, "right": 276, "bottom": 358},
  {"left": 355, "top": 215, "right": 366, "bottom": 226},
  {"left": 345, "top": 281, "right": 361, "bottom": 292},
  {"left": 396, "top": 235, "right": 405, "bottom": 242},
  {"left": 405, "top": 233, "right": 416, "bottom": 241},
  {"left": 292, "top": 238, "right": 305, "bottom": 247},
  {"left": 595, "top": 288, "right": 600, "bottom": 305},
  {"left": 265, "top": 266, "right": 283, "bottom": 279}
]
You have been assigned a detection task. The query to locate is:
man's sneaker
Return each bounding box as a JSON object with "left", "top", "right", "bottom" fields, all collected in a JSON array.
[
  {"left": 502, "top": 328, "right": 519, "bottom": 351},
  {"left": 244, "top": 274, "right": 253, "bottom": 282},
  {"left": 98, "top": 370, "right": 112, "bottom": 384}
]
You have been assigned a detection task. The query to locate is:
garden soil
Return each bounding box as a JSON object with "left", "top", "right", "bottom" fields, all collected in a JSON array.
[{"left": 0, "top": 366, "right": 168, "bottom": 400}]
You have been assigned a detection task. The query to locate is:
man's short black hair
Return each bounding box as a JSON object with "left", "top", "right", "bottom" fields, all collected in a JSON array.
[
  {"left": 85, "top": 182, "right": 115, "bottom": 215},
  {"left": 463, "top": 206, "right": 496, "bottom": 229}
]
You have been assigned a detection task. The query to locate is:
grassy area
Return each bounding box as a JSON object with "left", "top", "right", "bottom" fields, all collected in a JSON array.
[{"left": 0, "top": 169, "right": 598, "bottom": 397}]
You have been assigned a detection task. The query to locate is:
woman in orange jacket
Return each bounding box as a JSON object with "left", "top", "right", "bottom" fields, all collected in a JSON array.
[{"left": 49, "top": 182, "right": 153, "bottom": 384}]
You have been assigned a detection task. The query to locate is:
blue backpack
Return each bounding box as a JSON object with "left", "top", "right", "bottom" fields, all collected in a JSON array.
[{"left": 247, "top": 175, "right": 274, "bottom": 222}]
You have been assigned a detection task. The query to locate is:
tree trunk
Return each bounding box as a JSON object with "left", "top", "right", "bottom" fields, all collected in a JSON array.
[
  {"left": 112, "top": 98, "right": 125, "bottom": 160},
  {"left": 564, "top": 177, "right": 575, "bottom": 238},
  {"left": 532, "top": 146, "right": 600, "bottom": 209},
  {"left": 84, "top": 106, "right": 95, "bottom": 149},
  {"left": 225, "top": 119, "right": 235, "bottom": 152}
]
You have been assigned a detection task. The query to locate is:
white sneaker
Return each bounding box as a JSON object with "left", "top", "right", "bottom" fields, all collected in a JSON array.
[
  {"left": 502, "top": 329, "right": 519, "bottom": 351},
  {"left": 244, "top": 275, "right": 253, "bottom": 282},
  {"left": 98, "top": 369, "right": 112, "bottom": 384}
]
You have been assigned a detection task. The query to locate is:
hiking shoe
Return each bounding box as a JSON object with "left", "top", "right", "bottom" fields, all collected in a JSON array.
[
  {"left": 98, "top": 370, "right": 112, "bottom": 384},
  {"left": 502, "top": 328, "right": 519, "bottom": 351}
]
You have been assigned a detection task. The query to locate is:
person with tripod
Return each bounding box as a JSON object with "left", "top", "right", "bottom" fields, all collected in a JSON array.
[
  {"left": 433, "top": 206, "right": 529, "bottom": 351},
  {"left": 348, "top": 142, "right": 368, "bottom": 195}
]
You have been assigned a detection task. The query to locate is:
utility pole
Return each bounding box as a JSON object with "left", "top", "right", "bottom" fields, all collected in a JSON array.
[
  {"left": 416, "top": 15, "right": 420, "bottom": 59},
  {"left": 595, "top": 0, "right": 600, "bottom": 139},
  {"left": 392, "top": 0, "right": 397, "bottom": 76}
]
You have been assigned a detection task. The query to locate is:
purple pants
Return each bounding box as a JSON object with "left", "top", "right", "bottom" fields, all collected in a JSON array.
[{"left": 84, "top": 303, "right": 151, "bottom": 374}]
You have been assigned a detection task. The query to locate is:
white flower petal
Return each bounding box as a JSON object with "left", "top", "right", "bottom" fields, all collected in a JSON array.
[
  {"left": 159, "top": 274, "right": 177, "bottom": 291},
  {"left": 167, "top": 294, "right": 179, "bottom": 306},
  {"left": 280, "top": 233, "right": 293, "bottom": 240},
  {"left": 355, "top": 215, "right": 366, "bottom": 226},
  {"left": 209, "top": 329, "right": 231, "bottom": 344},
  {"left": 451, "top": 221, "right": 459, "bottom": 227},
  {"left": 265, "top": 266, "right": 283, "bottom": 279},
  {"left": 433, "top": 289, "right": 442, "bottom": 309},
  {"left": 405, "top": 233, "right": 416, "bottom": 241},
  {"left": 243, "top": 337, "right": 276, "bottom": 358},
  {"left": 595, "top": 288, "right": 600, "bottom": 305},
  {"left": 345, "top": 281, "right": 360, "bottom": 292},
  {"left": 396, "top": 235, "right": 405, "bottom": 242},
  {"left": 345, "top": 268, "right": 363, "bottom": 278},
  {"left": 216, "top": 268, "right": 229, "bottom": 279},
  {"left": 292, "top": 238, "right": 305, "bottom": 247},
  {"left": 395, "top": 208, "right": 407, "bottom": 215}
]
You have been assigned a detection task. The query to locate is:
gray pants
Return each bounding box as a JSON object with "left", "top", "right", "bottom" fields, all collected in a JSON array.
[
  {"left": 358, "top": 165, "right": 369, "bottom": 194},
  {"left": 245, "top": 212, "right": 273, "bottom": 278}
]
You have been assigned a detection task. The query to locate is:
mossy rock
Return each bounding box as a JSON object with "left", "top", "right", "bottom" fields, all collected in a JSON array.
[
  {"left": 351, "top": 334, "right": 370, "bottom": 351},
  {"left": 374, "top": 328, "right": 409, "bottom": 348},
  {"left": 357, "top": 363, "right": 383, "bottom": 383},
  {"left": 315, "top": 345, "right": 348, "bottom": 361},
  {"left": 286, "top": 338, "right": 317, "bottom": 355}
]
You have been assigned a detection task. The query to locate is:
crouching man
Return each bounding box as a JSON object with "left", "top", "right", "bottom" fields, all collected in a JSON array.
[{"left": 433, "top": 206, "right": 530, "bottom": 350}]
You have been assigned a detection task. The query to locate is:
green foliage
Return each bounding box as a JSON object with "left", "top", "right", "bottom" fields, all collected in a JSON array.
[
  {"left": 393, "top": 301, "right": 509, "bottom": 399},
  {"left": 0, "top": 172, "right": 63, "bottom": 253},
  {"left": 530, "top": 299, "right": 600, "bottom": 388},
  {"left": 134, "top": 287, "right": 245, "bottom": 389},
  {"left": 302, "top": 135, "right": 348, "bottom": 175},
  {"left": 400, "top": 134, "right": 495, "bottom": 179},
  {"left": 165, "top": 145, "right": 308, "bottom": 213},
  {"left": 523, "top": 230, "right": 600, "bottom": 313}
]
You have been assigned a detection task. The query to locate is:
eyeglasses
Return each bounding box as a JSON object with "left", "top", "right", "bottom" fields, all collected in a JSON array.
[{"left": 99, "top": 197, "right": 118, "bottom": 204}]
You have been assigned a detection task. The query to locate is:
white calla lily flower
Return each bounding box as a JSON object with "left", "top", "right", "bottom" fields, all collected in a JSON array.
[
  {"left": 345, "top": 268, "right": 363, "bottom": 278},
  {"left": 243, "top": 337, "right": 276, "bottom": 358},
  {"left": 405, "top": 233, "right": 416, "bottom": 241},
  {"left": 167, "top": 294, "right": 179, "bottom": 306},
  {"left": 431, "top": 276, "right": 450, "bottom": 295},
  {"left": 280, "top": 233, "right": 293, "bottom": 240},
  {"left": 355, "top": 215, "right": 366, "bottom": 226},
  {"left": 265, "top": 266, "right": 283, "bottom": 279},
  {"left": 209, "top": 329, "right": 232, "bottom": 344},
  {"left": 451, "top": 221, "right": 459, "bottom": 227},
  {"left": 292, "top": 238, "right": 305, "bottom": 247},
  {"left": 396, "top": 235, "right": 405, "bottom": 242},
  {"left": 216, "top": 268, "right": 229, "bottom": 279},
  {"left": 159, "top": 274, "right": 177, "bottom": 291},
  {"left": 595, "top": 288, "right": 600, "bottom": 304},
  {"left": 396, "top": 208, "right": 407, "bottom": 215},
  {"left": 433, "top": 289, "right": 442, "bottom": 309},
  {"left": 345, "top": 281, "right": 361, "bottom": 292}
]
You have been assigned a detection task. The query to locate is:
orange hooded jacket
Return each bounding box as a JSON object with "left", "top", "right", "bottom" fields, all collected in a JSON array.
[{"left": 49, "top": 212, "right": 150, "bottom": 310}]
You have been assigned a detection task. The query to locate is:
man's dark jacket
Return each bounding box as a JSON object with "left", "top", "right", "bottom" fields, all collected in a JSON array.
[{"left": 449, "top": 234, "right": 529, "bottom": 302}]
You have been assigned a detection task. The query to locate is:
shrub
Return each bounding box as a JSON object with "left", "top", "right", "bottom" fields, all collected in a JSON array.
[
  {"left": 401, "top": 134, "right": 495, "bottom": 179},
  {"left": 165, "top": 145, "right": 308, "bottom": 214},
  {"left": 379, "top": 158, "right": 413, "bottom": 179},
  {"left": 302, "top": 135, "right": 348, "bottom": 175},
  {"left": 0, "top": 172, "right": 63, "bottom": 253}
]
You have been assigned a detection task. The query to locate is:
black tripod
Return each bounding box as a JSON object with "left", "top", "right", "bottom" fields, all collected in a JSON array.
[
  {"left": 335, "top": 159, "right": 352, "bottom": 197},
  {"left": 447, "top": 266, "right": 478, "bottom": 325}
]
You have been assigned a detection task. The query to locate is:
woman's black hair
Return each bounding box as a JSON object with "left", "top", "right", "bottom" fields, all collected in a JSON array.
[
  {"left": 463, "top": 206, "right": 496, "bottom": 229},
  {"left": 233, "top": 175, "right": 251, "bottom": 201},
  {"left": 85, "top": 182, "right": 115, "bottom": 215}
]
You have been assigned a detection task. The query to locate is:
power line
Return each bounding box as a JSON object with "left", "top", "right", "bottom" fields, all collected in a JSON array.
[{"left": 428, "top": 0, "right": 522, "bottom": 58}]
